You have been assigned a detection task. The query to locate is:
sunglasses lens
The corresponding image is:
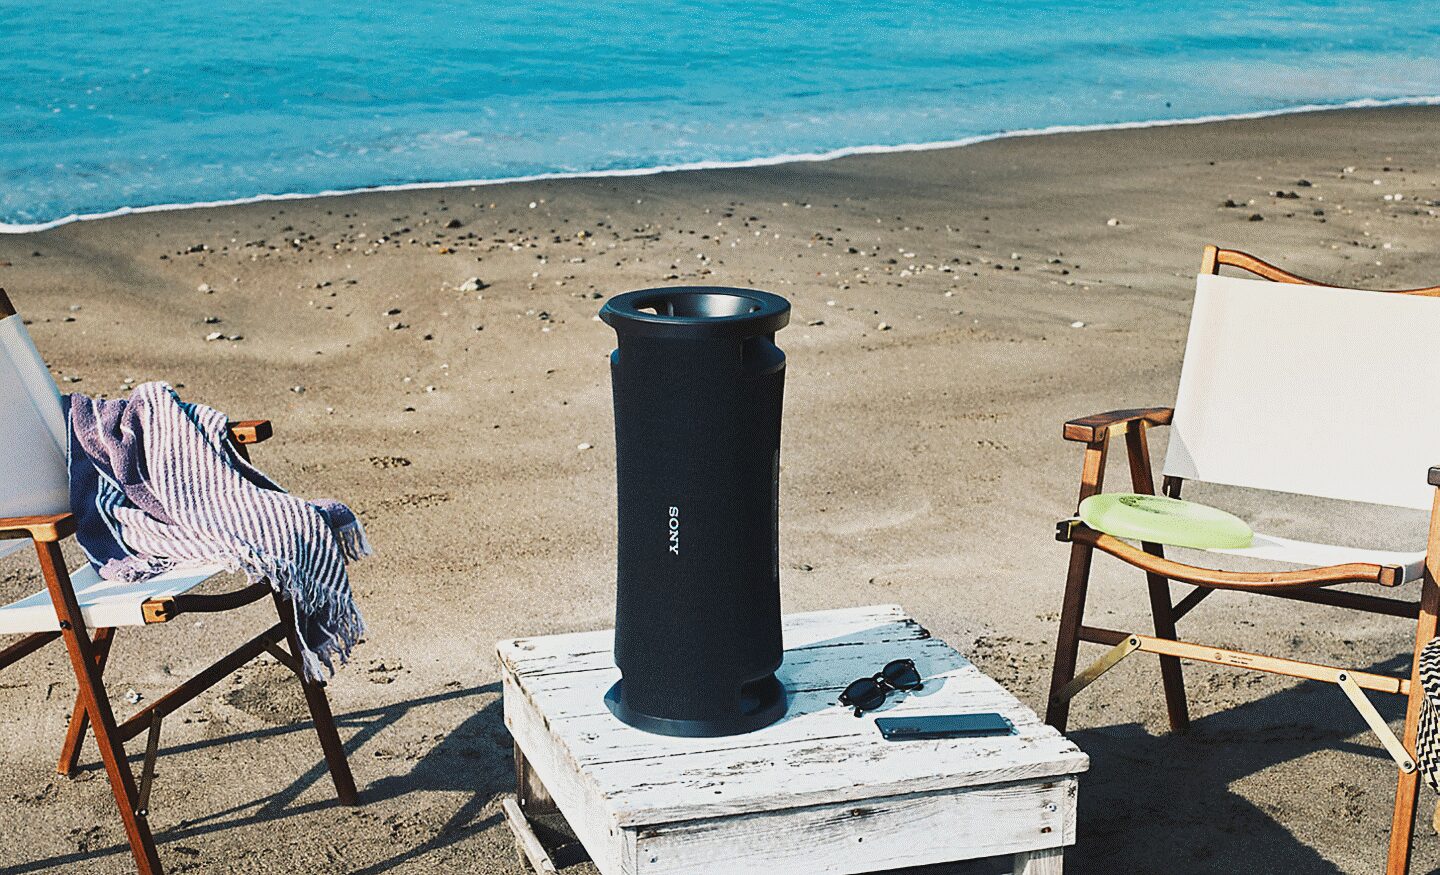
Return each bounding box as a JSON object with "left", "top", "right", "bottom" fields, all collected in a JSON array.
[
  {"left": 882, "top": 659, "right": 922, "bottom": 690},
  {"left": 841, "top": 678, "right": 886, "bottom": 712}
]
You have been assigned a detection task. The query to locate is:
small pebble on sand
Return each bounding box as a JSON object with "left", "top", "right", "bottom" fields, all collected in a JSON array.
[
  {"left": 577, "top": 442, "right": 592, "bottom": 451},
  {"left": 878, "top": 322, "right": 891, "bottom": 331},
  {"left": 205, "top": 331, "right": 224, "bottom": 341},
  {"left": 197, "top": 283, "right": 213, "bottom": 293},
  {"left": 1071, "top": 321, "right": 1086, "bottom": 328},
  {"left": 1106, "top": 218, "right": 1120, "bottom": 226},
  {"left": 458, "top": 277, "right": 487, "bottom": 292}
]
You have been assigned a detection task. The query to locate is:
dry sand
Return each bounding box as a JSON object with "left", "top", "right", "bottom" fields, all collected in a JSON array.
[{"left": 1, "top": 105, "right": 1438, "bottom": 874}]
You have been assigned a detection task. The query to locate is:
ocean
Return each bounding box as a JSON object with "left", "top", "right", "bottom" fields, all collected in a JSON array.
[{"left": 3, "top": 0, "right": 1437, "bottom": 230}]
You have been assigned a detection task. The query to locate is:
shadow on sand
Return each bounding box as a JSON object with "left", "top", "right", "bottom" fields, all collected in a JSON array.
[
  {"left": 1063, "top": 652, "right": 1422, "bottom": 875},
  {"left": 11, "top": 682, "right": 511, "bottom": 874},
  {"left": 15, "top": 652, "right": 1438, "bottom": 874}
]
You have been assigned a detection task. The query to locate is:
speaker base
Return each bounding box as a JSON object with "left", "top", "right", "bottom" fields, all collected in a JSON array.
[{"left": 604, "top": 674, "right": 787, "bottom": 738}]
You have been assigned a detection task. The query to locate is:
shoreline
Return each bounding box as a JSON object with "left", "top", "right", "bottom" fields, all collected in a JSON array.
[
  {"left": 5, "top": 93, "right": 1439, "bottom": 235},
  {"left": 2, "top": 103, "right": 1438, "bottom": 873}
]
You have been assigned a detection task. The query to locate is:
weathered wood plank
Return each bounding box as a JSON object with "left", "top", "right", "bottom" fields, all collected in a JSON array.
[
  {"left": 502, "top": 795, "right": 561, "bottom": 875},
  {"left": 595, "top": 728, "right": 1084, "bottom": 827},
  {"left": 631, "top": 778, "right": 1075, "bottom": 875},
  {"left": 503, "top": 668, "right": 637, "bottom": 875},
  {"left": 541, "top": 668, "right": 1039, "bottom": 766},
  {"left": 1013, "top": 845, "right": 1065, "bottom": 875}
]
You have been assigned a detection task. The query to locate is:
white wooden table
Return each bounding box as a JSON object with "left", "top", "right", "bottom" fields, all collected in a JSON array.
[{"left": 498, "top": 604, "right": 1088, "bottom": 875}]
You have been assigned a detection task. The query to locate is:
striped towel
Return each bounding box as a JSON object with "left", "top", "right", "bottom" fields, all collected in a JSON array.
[{"left": 65, "top": 382, "right": 368, "bottom": 680}]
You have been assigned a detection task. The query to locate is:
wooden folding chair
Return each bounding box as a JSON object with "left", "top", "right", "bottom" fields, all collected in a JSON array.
[
  {"left": 0, "top": 289, "right": 357, "bottom": 874},
  {"left": 1044, "top": 247, "right": 1440, "bottom": 873}
]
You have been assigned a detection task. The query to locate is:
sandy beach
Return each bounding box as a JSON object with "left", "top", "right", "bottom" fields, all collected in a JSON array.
[{"left": 1, "top": 104, "right": 1438, "bottom": 873}]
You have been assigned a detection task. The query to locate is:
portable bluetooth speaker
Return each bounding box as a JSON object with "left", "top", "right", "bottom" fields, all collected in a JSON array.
[{"left": 598, "top": 287, "right": 789, "bottom": 737}]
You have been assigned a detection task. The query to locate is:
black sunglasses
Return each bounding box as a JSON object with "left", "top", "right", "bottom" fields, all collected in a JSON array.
[{"left": 839, "top": 658, "right": 923, "bottom": 716}]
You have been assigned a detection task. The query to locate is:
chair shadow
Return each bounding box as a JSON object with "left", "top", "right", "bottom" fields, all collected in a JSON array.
[
  {"left": 17, "top": 616, "right": 1434, "bottom": 874},
  {"left": 1063, "top": 652, "right": 1425, "bottom": 874},
  {"left": 10, "top": 682, "right": 511, "bottom": 874}
]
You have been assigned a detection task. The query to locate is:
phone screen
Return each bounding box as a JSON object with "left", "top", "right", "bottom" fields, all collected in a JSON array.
[{"left": 875, "top": 712, "right": 1016, "bottom": 740}]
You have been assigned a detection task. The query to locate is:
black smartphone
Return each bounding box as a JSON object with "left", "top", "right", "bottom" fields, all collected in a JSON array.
[{"left": 875, "top": 712, "right": 1015, "bottom": 741}]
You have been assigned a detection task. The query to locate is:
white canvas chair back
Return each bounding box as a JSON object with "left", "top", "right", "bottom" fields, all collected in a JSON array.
[
  {"left": 1163, "top": 273, "right": 1440, "bottom": 511},
  {"left": 0, "top": 310, "right": 69, "bottom": 521}
]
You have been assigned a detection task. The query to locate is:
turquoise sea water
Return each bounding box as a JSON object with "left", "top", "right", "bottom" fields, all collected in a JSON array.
[{"left": 3, "top": 1, "right": 1438, "bottom": 230}]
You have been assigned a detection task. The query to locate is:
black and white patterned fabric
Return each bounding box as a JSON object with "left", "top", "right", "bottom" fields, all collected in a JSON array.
[{"left": 1417, "top": 637, "right": 1440, "bottom": 793}]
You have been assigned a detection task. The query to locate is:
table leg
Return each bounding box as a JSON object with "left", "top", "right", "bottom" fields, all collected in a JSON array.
[
  {"left": 515, "top": 745, "right": 558, "bottom": 816},
  {"left": 503, "top": 796, "right": 560, "bottom": 875},
  {"left": 508, "top": 746, "right": 561, "bottom": 874},
  {"left": 1013, "top": 846, "right": 1064, "bottom": 875}
]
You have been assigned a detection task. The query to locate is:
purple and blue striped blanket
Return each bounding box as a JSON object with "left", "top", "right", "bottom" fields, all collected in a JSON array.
[{"left": 65, "top": 382, "right": 368, "bottom": 680}]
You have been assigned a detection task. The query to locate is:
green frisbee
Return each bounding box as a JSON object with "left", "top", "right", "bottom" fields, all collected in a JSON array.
[{"left": 1077, "top": 492, "right": 1253, "bottom": 550}]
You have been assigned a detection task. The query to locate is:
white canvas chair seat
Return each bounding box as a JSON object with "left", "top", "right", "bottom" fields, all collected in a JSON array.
[
  {"left": 1205, "top": 532, "right": 1427, "bottom": 583},
  {"left": 0, "top": 561, "right": 228, "bottom": 635}
]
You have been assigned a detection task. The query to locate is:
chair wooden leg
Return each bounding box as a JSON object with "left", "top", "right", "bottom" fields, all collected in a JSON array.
[
  {"left": 272, "top": 593, "right": 359, "bottom": 805},
  {"left": 1142, "top": 559, "right": 1190, "bottom": 733},
  {"left": 1387, "top": 570, "right": 1440, "bottom": 875},
  {"left": 58, "top": 626, "right": 114, "bottom": 776},
  {"left": 1046, "top": 540, "right": 1096, "bottom": 732},
  {"left": 1124, "top": 427, "right": 1189, "bottom": 732},
  {"left": 36, "top": 542, "right": 163, "bottom": 875}
]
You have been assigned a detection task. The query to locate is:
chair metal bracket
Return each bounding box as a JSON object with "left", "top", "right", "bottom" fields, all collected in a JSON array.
[
  {"left": 1053, "top": 632, "right": 1418, "bottom": 766},
  {"left": 1052, "top": 634, "right": 1141, "bottom": 706},
  {"left": 1336, "top": 671, "right": 1415, "bottom": 773},
  {"left": 135, "top": 715, "right": 163, "bottom": 817}
]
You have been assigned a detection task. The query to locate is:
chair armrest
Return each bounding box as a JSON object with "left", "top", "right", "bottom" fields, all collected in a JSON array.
[
  {"left": 228, "top": 420, "right": 273, "bottom": 445},
  {"left": 0, "top": 513, "right": 76, "bottom": 542},
  {"left": 1064, "top": 407, "right": 1174, "bottom": 443}
]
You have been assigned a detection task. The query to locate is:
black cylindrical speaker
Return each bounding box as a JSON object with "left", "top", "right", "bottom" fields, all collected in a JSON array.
[{"left": 598, "top": 287, "right": 789, "bottom": 737}]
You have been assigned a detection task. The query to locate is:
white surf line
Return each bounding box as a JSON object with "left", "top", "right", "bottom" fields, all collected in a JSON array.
[{"left": 4, "top": 94, "right": 1439, "bottom": 235}]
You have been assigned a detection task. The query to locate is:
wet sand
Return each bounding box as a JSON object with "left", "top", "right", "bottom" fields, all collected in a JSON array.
[{"left": 1, "top": 105, "right": 1438, "bottom": 873}]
